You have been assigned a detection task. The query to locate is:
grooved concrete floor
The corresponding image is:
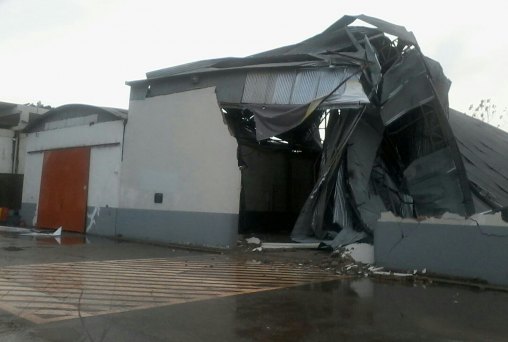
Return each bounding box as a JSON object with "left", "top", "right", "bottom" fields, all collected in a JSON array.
[
  {"left": 1, "top": 228, "right": 508, "bottom": 341},
  {"left": 0, "top": 256, "right": 338, "bottom": 324}
]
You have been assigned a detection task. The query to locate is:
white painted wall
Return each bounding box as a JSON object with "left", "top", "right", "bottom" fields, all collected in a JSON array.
[
  {"left": 22, "top": 120, "right": 124, "bottom": 211},
  {"left": 88, "top": 144, "right": 122, "bottom": 208},
  {"left": 44, "top": 114, "right": 98, "bottom": 131},
  {"left": 26, "top": 120, "right": 124, "bottom": 153},
  {"left": 21, "top": 151, "right": 43, "bottom": 204},
  {"left": 120, "top": 87, "right": 241, "bottom": 214},
  {"left": 0, "top": 128, "right": 13, "bottom": 173},
  {"left": 16, "top": 133, "right": 28, "bottom": 174}
]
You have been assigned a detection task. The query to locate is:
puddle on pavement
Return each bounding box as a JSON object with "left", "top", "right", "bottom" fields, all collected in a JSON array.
[
  {"left": 0, "top": 226, "right": 89, "bottom": 246},
  {"left": 0, "top": 226, "right": 31, "bottom": 239},
  {"left": 0, "top": 256, "right": 340, "bottom": 324},
  {"left": 2, "top": 246, "right": 24, "bottom": 252},
  {"left": 36, "top": 235, "right": 88, "bottom": 246}
]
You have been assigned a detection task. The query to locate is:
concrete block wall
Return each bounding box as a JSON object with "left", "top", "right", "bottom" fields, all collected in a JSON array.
[{"left": 375, "top": 212, "right": 508, "bottom": 286}]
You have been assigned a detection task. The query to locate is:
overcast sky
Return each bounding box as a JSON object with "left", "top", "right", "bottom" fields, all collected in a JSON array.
[{"left": 1, "top": 0, "right": 506, "bottom": 127}]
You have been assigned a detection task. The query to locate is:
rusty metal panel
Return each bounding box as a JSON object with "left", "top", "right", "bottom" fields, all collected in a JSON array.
[{"left": 37, "top": 147, "right": 90, "bottom": 233}]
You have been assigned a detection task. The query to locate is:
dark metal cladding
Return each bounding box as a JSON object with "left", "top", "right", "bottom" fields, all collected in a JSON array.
[{"left": 129, "top": 15, "right": 508, "bottom": 248}]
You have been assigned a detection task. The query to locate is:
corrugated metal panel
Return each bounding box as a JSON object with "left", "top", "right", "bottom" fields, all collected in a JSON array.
[
  {"left": 242, "top": 72, "right": 271, "bottom": 103},
  {"left": 271, "top": 71, "right": 296, "bottom": 104},
  {"left": 290, "top": 70, "right": 319, "bottom": 104},
  {"left": 333, "top": 161, "right": 354, "bottom": 230},
  {"left": 263, "top": 73, "right": 277, "bottom": 104},
  {"left": 242, "top": 67, "right": 364, "bottom": 105},
  {"left": 326, "top": 78, "right": 369, "bottom": 105},
  {"left": 44, "top": 114, "right": 98, "bottom": 131},
  {"left": 316, "top": 69, "right": 348, "bottom": 99}
]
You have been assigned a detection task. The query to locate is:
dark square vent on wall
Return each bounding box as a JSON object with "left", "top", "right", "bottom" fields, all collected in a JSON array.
[{"left": 154, "top": 193, "right": 163, "bottom": 204}]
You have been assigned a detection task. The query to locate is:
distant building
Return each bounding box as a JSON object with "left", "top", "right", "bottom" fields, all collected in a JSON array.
[
  {"left": 0, "top": 101, "right": 48, "bottom": 212},
  {"left": 20, "top": 104, "right": 127, "bottom": 232},
  {"left": 0, "top": 101, "right": 48, "bottom": 174}
]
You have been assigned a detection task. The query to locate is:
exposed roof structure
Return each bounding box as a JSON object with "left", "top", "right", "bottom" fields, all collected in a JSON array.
[
  {"left": 0, "top": 101, "right": 48, "bottom": 129},
  {"left": 450, "top": 109, "right": 508, "bottom": 209},
  {"left": 129, "top": 15, "right": 508, "bottom": 248}
]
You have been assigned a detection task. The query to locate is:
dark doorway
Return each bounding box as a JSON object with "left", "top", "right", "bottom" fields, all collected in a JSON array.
[{"left": 238, "top": 143, "right": 318, "bottom": 234}]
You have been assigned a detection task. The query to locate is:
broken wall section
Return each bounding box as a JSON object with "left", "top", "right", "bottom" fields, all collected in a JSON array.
[
  {"left": 118, "top": 87, "right": 241, "bottom": 248},
  {"left": 375, "top": 212, "right": 508, "bottom": 286}
]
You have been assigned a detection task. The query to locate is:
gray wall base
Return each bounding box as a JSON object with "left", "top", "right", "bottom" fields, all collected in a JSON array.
[
  {"left": 22, "top": 203, "right": 238, "bottom": 249},
  {"left": 86, "top": 206, "right": 117, "bottom": 237},
  {"left": 375, "top": 220, "right": 508, "bottom": 286},
  {"left": 116, "top": 208, "right": 238, "bottom": 249},
  {"left": 19, "top": 203, "right": 36, "bottom": 227}
]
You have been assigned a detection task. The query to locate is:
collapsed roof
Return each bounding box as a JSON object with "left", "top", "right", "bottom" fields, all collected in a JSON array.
[{"left": 129, "top": 15, "right": 508, "bottom": 247}]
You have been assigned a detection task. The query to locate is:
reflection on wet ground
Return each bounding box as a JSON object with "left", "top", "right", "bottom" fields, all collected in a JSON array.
[
  {"left": 230, "top": 278, "right": 508, "bottom": 341},
  {"left": 2, "top": 246, "right": 24, "bottom": 252},
  {"left": 0, "top": 256, "right": 339, "bottom": 324},
  {"left": 0, "top": 226, "right": 88, "bottom": 246},
  {"left": 0, "top": 228, "right": 507, "bottom": 341},
  {"left": 35, "top": 235, "right": 88, "bottom": 246},
  {"left": 24, "top": 276, "right": 507, "bottom": 341}
]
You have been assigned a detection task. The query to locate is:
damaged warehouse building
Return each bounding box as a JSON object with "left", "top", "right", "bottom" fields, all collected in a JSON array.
[
  {"left": 20, "top": 15, "right": 508, "bottom": 284},
  {"left": 0, "top": 101, "right": 48, "bottom": 221},
  {"left": 124, "top": 14, "right": 508, "bottom": 242},
  {"left": 123, "top": 15, "right": 508, "bottom": 284}
]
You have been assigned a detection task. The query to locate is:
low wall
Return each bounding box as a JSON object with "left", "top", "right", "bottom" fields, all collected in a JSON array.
[{"left": 375, "top": 212, "right": 508, "bottom": 286}]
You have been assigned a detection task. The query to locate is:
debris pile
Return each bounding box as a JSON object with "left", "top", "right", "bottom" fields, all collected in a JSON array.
[{"left": 322, "top": 243, "right": 374, "bottom": 276}]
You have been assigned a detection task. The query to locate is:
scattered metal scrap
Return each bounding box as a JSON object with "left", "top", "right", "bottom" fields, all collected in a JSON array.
[
  {"left": 246, "top": 15, "right": 508, "bottom": 248},
  {"left": 20, "top": 226, "right": 62, "bottom": 237}
]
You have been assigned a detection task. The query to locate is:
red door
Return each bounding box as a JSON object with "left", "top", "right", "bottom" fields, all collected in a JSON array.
[{"left": 37, "top": 147, "right": 90, "bottom": 233}]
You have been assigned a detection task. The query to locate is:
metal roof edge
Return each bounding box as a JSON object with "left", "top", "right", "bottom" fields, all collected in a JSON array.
[{"left": 23, "top": 104, "right": 127, "bottom": 132}]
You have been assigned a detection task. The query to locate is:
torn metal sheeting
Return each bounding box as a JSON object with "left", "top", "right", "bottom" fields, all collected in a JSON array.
[
  {"left": 21, "top": 227, "right": 62, "bottom": 237},
  {"left": 131, "top": 15, "right": 508, "bottom": 250},
  {"left": 449, "top": 110, "right": 508, "bottom": 208},
  {"left": 12, "top": 227, "right": 63, "bottom": 245},
  {"left": 241, "top": 68, "right": 364, "bottom": 105},
  {"left": 0, "top": 226, "right": 31, "bottom": 233}
]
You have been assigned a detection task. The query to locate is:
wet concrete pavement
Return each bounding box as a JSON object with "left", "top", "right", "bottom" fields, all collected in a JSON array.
[{"left": 1, "top": 228, "right": 508, "bottom": 341}]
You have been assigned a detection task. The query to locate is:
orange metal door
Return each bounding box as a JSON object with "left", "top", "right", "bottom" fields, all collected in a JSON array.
[{"left": 37, "top": 147, "right": 91, "bottom": 233}]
